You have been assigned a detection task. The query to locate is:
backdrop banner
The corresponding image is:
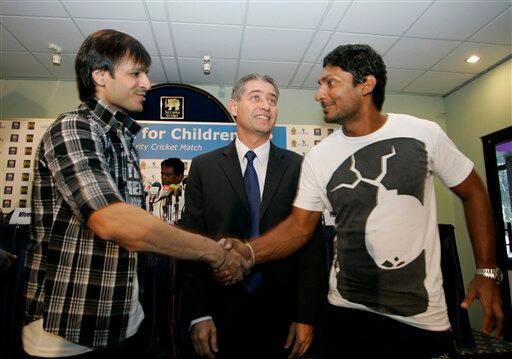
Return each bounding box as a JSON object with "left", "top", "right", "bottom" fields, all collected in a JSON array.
[
  {"left": 1, "top": 118, "right": 337, "bottom": 210},
  {"left": 135, "top": 121, "right": 287, "bottom": 160}
]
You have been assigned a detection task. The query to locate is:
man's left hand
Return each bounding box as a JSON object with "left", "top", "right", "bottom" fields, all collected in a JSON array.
[
  {"left": 284, "top": 322, "right": 313, "bottom": 359},
  {"left": 461, "top": 275, "right": 504, "bottom": 338}
]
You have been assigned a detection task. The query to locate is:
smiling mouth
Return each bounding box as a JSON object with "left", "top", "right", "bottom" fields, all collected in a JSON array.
[
  {"left": 322, "top": 104, "right": 334, "bottom": 113},
  {"left": 255, "top": 115, "right": 270, "bottom": 120}
]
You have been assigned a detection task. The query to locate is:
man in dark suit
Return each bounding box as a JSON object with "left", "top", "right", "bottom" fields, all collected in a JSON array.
[{"left": 181, "top": 73, "right": 325, "bottom": 359}]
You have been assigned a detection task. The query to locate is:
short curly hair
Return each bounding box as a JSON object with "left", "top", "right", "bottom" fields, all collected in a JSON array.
[{"left": 323, "top": 44, "right": 387, "bottom": 111}]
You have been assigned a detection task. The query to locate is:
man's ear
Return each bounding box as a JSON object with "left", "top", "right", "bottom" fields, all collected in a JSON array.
[
  {"left": 229, "top": 99, "right": 238, "bottom": 119},
  {"left": 361, "top": 75, "right": 377, "bottom": 96},
  {"left": 92, "top": 69, "right": 107, "bottom": 87}
]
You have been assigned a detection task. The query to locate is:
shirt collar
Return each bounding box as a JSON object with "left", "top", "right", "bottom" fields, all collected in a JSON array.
[
  {"left": 84, "top": 97, "right": 141, "bottom": 138},
  {"left": 235, "top": 137, "right": 270, "bottom": 165}
]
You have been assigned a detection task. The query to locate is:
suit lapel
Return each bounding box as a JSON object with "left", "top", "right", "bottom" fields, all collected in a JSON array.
[
  {"left": 260, "top": 143, "right": 288, "bottom": 220},
  {"left": 220, "top": 141, "right": 250, "bottom": 212}
]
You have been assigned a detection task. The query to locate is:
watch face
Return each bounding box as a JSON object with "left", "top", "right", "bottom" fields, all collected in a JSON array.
[{"left": 497, "top": 268, "right": 504, "bottom": 282}]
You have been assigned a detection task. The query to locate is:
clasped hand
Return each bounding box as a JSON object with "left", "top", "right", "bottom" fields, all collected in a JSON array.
[{"left": 212, "top": 238, "right": 253, "bottom": 285}]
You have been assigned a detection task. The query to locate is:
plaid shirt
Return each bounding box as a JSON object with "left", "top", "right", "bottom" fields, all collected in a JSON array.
[{"left": 23, "top": 98, "right": 144, "bottom": 348}]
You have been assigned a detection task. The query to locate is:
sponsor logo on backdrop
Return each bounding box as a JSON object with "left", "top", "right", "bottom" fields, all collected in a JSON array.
[{"left": 160, "top": 96, "right": 184, "bottom": 120}]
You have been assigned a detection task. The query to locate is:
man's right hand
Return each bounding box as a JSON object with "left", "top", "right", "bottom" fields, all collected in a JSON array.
[
  {"left": 191, "top": 319, "right": 218, "bottom": 359},
  {"left": 210, "top": 241, "right": 252, "bottom": 284},
  {"left": 211, "top": 238, "right": 254, "bottom": 285},
  {"left": 223, "top": 237, "right": 253, "bottom": 261}
]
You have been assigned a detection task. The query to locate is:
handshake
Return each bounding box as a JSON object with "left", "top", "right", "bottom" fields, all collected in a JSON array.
[{"left": 208, "top": 238, "right": 255, "bottom": 285}]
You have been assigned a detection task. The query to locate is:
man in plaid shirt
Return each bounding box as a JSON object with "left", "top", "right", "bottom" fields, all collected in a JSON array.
[{"left": 21, "top": 29, "right": 248, "bottom": 359}]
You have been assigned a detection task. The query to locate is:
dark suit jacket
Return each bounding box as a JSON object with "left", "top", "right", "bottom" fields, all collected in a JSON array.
[{"left": 181, "top": 141, "right": 325, "bottom": 358}]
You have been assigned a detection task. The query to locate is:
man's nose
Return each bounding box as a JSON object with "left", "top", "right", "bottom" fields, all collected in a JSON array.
[
  {"left": 141, "top": 73, "right": 151, "bottom": 90},
  {"left": 260, "top": 99, "right": 271, "bottom": 110},
  {"left": 315, "top": 87, "right": 325, "bottom": 102}
]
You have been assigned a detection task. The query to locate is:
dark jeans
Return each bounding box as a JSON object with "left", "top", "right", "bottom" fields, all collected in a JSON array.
[
  {"left": 318, "top": 304, "right": 459, "bottom": 359},
  {"left": 22, "top": 330, "right": 144, "bottom": 359}
]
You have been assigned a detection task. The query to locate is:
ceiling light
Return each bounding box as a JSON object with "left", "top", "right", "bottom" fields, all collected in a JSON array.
[
  {"left": 203, "top": 55, "right": 211, "bottom": 75},
  {"left": 466, "top": 55, "right": 480, "bottom": 64},
  {"left": 49, "top": 42, "right": 62, "bottom": 66}
]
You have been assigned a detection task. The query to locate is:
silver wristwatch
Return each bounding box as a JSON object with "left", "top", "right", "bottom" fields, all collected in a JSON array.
[{"left": 475, "top": 267, "right": 503, "bottom": 283}]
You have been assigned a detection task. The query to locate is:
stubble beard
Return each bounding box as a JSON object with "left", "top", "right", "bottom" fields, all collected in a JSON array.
[
  {"left": 323, "top": 109, "right": 356, "bottom": 126},
  {"left": 322, "top": 100, "right": 361, "bottom": 126}
]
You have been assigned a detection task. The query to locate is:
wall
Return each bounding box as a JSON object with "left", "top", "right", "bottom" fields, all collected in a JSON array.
[
  {"left": 444, "top": 59, "right": 512, "bottom": 329},
  {"left": 0, "top": 80, "right": 80, "bottom": 119}
]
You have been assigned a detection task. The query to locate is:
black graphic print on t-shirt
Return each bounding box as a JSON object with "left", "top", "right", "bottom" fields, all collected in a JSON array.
[{"left": 326, "top": 138, "right": 429, "bottom": 316}]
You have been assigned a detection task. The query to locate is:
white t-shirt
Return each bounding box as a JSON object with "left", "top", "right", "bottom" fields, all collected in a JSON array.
[
  {"left": 294, "top": 113, "right": 473, "bottom": 331},
  {"left": 22, "top": 273, "right": 144, "bottom": 357}
]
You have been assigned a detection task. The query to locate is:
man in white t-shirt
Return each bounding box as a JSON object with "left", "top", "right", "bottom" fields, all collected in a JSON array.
[{"left": 228, "top": 44, "right": 504, "bottom": 358}]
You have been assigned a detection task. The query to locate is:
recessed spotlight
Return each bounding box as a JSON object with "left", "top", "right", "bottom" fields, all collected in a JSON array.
[{"left": 466, "top": 55, "right": 480, "bottom": 64}]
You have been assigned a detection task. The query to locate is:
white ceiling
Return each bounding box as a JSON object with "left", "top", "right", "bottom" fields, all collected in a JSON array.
[{"left": 1, "top": 0, "right": 511, "bottom": 96}]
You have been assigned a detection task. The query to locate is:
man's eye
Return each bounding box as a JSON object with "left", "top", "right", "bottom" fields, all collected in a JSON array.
[{"left": 268, "top": 98, "right": 277, "bottom": 105}]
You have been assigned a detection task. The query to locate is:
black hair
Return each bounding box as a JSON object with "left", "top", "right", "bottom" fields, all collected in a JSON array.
[
  {"left": 75, "top": 29, "right": 151, "bottom": 102},
  {"left": 323, "top": 44, "right": 387, "bottom": 111},
  {"left": 161, "top": 158, "right": 185, "bottom": 176}
]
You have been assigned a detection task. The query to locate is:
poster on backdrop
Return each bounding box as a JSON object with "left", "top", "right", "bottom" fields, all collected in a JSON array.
[{"left": 0, "top": 118, "right": 53, "bottom": 213}]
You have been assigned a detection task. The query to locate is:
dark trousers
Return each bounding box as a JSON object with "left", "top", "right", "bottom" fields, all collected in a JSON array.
[
  {"left": 210, "top": 287, "right": 292, "bottom": 359},
  {"left": 318, "top": 304, "right": 459, "bottom": 359},
  {"left": 22, "top": 330, "right": 144, "bottom": 359}
]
